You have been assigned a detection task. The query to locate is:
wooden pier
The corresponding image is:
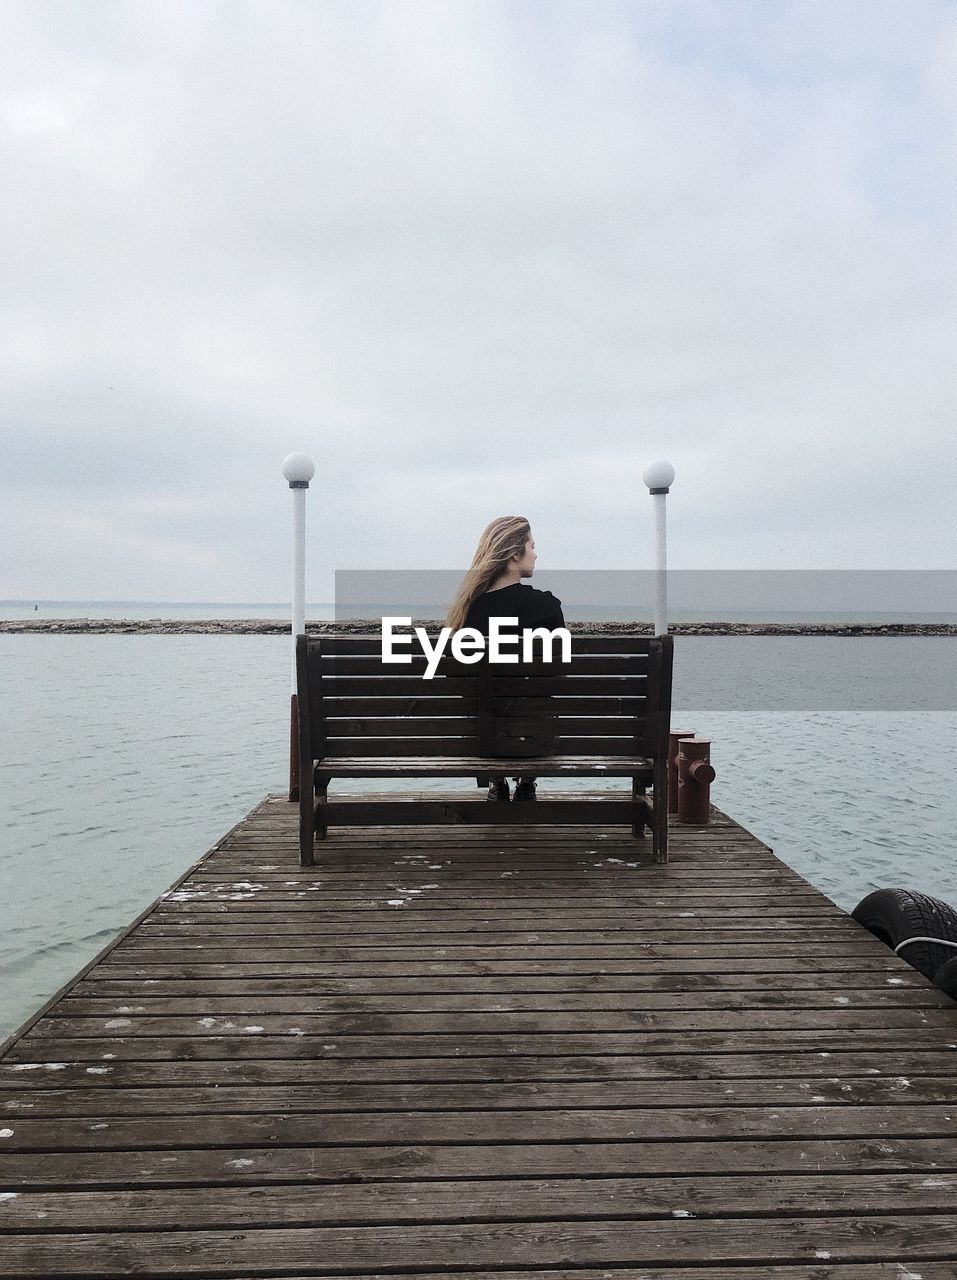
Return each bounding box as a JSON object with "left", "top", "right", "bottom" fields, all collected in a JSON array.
[{"left": 2, "top": 792, "right": 957, "bottom": 1277}]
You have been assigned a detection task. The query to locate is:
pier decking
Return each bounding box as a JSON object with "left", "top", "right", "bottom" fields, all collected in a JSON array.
[{"left": 2, "top": 792, "right": 957, "bottom": 1277}]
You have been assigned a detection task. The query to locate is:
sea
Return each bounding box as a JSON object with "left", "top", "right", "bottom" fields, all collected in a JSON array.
[{"left": 1, "top": 599, "right": 956, "bottom": 1043}]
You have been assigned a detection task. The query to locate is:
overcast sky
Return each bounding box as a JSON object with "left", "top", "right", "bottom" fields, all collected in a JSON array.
[{"left": 3, "top": 0, "right": 956, "bottom": 602}]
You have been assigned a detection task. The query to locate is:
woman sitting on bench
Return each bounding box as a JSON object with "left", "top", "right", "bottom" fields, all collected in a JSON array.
[{"left": 446, "top": 515, "right": 565, "bottom": 802}]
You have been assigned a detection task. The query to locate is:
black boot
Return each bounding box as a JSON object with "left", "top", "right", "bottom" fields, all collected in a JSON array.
[
  {"left": 487, "top": 778, "right": 511, "bottom": 801},
  {"left": 512, "top": 776, "right": 537, "bottom": 800}
]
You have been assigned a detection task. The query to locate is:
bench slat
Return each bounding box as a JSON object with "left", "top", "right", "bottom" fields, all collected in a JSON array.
[
  {"left": 486, "top": 717, "right": 639, "bottom": 738},
  {"left": 320, "top": 675, "right": 646, "bottom": 697},
  {"left": 325, "top": 717, "right": 475, "bottom": 737},
  {"left": 316, "top": 634, "right": 654, "bottom": 654},
  {"left": 319, "top": 737, "right": 642, "bottom": 752},
  {"left": 314, "top": 755, "right": 654, "bottom": 777},
  {"left": 324, "top": 717, "right": 643, "bottom": 738},
  {"left": 492, "top": 695, "right": 645, "bottom": 716},
  {"left": 318, "top": 654, "right": 648, "bottom": 676},
  {"left": 321, "top": 799, "right": 650, "bottom": 826},
  {"left": 319, "top": 737, "right": 644, "bottom": 757},
  {"left": 323, "top": 696, "right": 646, "bottom": 716}
]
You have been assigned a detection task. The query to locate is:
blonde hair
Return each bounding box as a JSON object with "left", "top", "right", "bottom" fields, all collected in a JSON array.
[{"left": 446, "top": 516, "right": 531, "bottom": 632}]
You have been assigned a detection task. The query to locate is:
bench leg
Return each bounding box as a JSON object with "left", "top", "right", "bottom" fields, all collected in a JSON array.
[
  {"left": 651, "top": 761, "right": 668, "bottom": 863},
  {"left": 300, "top": 777, "right": 329, "bottom": 867},
  {"left": 299, "top": 788, "right": 315, "bottom": 867},
  {"left": 632, "top": 779, "right": 647, "bottom": 839},
  {"left": 315, "top": 779, "right": 329, "bottom": 841}
]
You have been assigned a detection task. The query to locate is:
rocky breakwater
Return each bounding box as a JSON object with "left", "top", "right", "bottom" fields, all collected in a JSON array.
[{"left": 2, "top": 618, "right": 955, "bottom": 636}]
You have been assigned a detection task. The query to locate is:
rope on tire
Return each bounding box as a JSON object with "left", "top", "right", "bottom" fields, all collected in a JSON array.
[{"left": 894, "top": 936, "right": 957, "bottom": 954}]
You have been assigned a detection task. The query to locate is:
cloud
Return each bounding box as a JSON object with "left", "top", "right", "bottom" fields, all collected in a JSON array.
[{"left": 2, "top": 0, "right": 956, "bottom": 600}]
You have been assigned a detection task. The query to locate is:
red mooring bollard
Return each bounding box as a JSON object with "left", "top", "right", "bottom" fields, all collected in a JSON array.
[
  {"left": 676, "top": 738, "right": 716, "bottom": 824},
  {"left": 668, "top": 731, "right": 697, "bottom": 814}
]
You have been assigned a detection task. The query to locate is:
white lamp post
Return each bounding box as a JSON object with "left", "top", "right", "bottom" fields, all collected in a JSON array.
[
  {"left": 282, "top": 452, "right": 315, "bottom": 800},
  {"left": 642, "top": 460, "right": 675, "bottom": 635}
]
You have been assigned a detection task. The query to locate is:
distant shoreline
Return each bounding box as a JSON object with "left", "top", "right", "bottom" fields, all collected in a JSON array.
[{"left": 2, "top": 619, "right": 955, "bottom": 637}]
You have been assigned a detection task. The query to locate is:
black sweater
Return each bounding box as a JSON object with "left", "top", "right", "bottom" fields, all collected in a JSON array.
[{"left": 464, "top": 582, "right": 565, "bottom": 634}]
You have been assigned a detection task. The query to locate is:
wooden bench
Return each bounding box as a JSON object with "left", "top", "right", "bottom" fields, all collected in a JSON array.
[{"left": 296, "top": 630, "right": 674, "bottom": 867}]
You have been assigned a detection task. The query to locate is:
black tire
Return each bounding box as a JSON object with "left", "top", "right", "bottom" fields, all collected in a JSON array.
[
  {"left": 850, "top": 888, "right": 957, "bottom": 980},
  {"left": 934, "top": 956, "right": 957, "bottom": 1000}
]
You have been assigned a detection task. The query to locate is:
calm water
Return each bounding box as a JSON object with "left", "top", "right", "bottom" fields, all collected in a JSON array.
[
  {"left": 4, "top": 599, "right": 957, "bottom": 624},
  {"left": 0, "top": 600, "right": 338, "bottom": 621},
  {"left": 1, "top": 632, "right": 956, "bottom": 1042}
]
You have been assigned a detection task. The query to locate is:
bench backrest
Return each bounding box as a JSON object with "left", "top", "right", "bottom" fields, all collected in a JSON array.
[{"left": 297, "top": 631, "right": 673, "bottom": 762}]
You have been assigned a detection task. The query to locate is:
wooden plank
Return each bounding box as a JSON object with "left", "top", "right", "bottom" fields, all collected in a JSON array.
[
  {"left": 143, "top": 914, "right": 849, "bottom": 932},
  {"left": 2, "top": 1214, "right": 957, "bottom": 1275},
  {"left": 77, "top": 953, "right": 927, "bottom": 975},
  {"left": 2, "top": 1103, "right": 957, "bottom": 1150},
  {"left": 146, "top": 899, "right": 845, "bottom": 915},
  {"left": 198, "top": 875, "right": 830, "bottom": 887},
  {"left": 105, "top": 911, "right": 862, "bottom": 930},
  {"left": 1, "top": 1172, "right": 956, "bottom": 1232},
  {"left": 7, "top": 1074, "right": 957, "bottom": 1118},
  {"left": 52, "top": 988, "right": 953, "bottom": 1015},
  {"left": 144, "top": 880, "right": 827, "bottom": 896},
  {"left": 88, "top": 937, "right": 913, "bottom": 962},
  {"left": 7, "top": 1029, "right": 953, "bottom": 1061},
  {"left": 129, "top": 919, "right": 862, "bottom": 938},
  {"left": 212, "top": 843, "right": 758, "bottom": 857},
  {"left": 3, "top": 1136, "right": 957, "bottom": 1189},
  {"left": 5, "top": 1049, "right": 957, "bottom": 1090},
  {"left": 106, "top": 916, "right": 880, "bottom": 947},
  {"left": 123, "top": 939, "right": 871, "bottom": 961},
  {"left": 66, "top": 971, "right": 935, "bottom": 994},
  {"left": 23, "top": 1008, "right": 955, "bottom": 1040},
  {"left": 1, "top": 1146, "right": 957, "bottom": 1213}
]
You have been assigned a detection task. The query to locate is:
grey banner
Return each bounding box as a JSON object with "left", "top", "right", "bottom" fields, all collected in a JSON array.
[
  {"left": 335, "top": 568, "right": 957, "bottom": 622},
  {"left": 334, "top": 570, "right": 957, "bottom": 710}
]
